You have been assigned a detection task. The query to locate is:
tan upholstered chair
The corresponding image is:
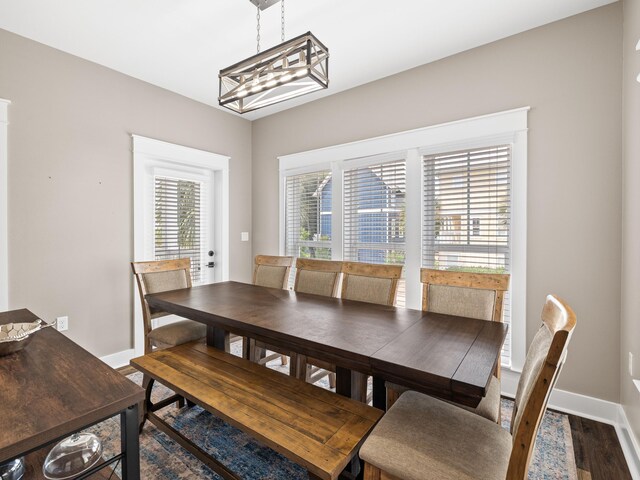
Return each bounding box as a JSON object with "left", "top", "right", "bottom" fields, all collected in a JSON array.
[
  {"left": 294, "top": 258, "right": 342, "bottom": 297},
  {"left": 361, "top": 294, "right": 576, "bottom": 480},
  {"left": 293, "top": 259, "right": 343, "bottom": 387},
  {"left": 253, "top": 254, "right": 293, "bottom": 289},
  {"left": 341, "top": 261, "right": 403, "bottom": 306},
  {"left": 250, "top": 255, "right": 294, "bottom": 366},
  {"left": 386, "top": 268, "right": 510, "bottom": 422},
  {"left": 299, "top": 261, "right": 403, "bottom": 399},
  {"left": 131, "top": 258, "right": 206, "bottom": 355}
]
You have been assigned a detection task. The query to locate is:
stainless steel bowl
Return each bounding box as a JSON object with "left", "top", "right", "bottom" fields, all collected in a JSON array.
[
  {"left": 0, "top": 457, "right": 25, "bottom": 480},
  {"left": 0, "top": 320, "right": 54, "bottom": 357}
]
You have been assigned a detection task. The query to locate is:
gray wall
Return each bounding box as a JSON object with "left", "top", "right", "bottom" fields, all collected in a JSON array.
[
  {"left": 0, "top": 28, "right": 253, "bottom": 357},
  {"left": 252, "top": 4, "right": 623, "bottom": 401},
  {"left": 621, "top": 0, "right": 640, "bottom": 448}
]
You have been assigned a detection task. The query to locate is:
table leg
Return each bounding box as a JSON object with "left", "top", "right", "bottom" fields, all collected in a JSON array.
[
  {"left": 372, "top": 376, "right": 386, "bottom": 410},
  {"left": 206, "top": 325, "right": 230, "bottom": 351},
  {"left": 335, "top": 367, "right": 364, "bottom": 479},
  {"left": 121, "top": 404, "right": 140, "bottom": 480}
]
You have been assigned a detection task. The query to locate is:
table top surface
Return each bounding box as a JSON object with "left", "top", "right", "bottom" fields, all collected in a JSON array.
[
  {"left": 0, "top": 309, "right": 144, "bottom": 463},
  {"left": 147, "top": 281, "right": 508, "bottom": 403}
]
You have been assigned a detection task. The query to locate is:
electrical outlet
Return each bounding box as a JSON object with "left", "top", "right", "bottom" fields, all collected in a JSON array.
[
  {"left": 56, "top": 316, "right": 69, "bottom": 332},
  {"left": 629, "top": 352, "right": 634, "bottom": 377}
]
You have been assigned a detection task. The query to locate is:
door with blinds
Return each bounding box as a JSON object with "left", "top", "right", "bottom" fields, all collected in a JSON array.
[{"left": 154, "top": 174, "right": 214, "bottom": 285}]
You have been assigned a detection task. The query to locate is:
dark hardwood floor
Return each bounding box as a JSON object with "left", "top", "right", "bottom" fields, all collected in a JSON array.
[{"left": 568, "top": 414, "right": 632, "bottom": 480}]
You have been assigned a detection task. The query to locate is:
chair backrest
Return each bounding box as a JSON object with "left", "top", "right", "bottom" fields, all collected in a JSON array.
[
  {"left": 294, "top": 258, "right": 343, "bottom": 297},
  {"left": 421, "top": 269, "right": 510, "bottom": 322},
  {"left": 506, "top": 294, "right": 576, "bottom": 479},
  {"left": 131, "top": 258, "right": 192, "bottom": 353},
  {"left": 340, "top": 262, "right": 403, "bottom": 306},
  {"left": 253, "top": 255, "right": 293, "bottom": 289}
]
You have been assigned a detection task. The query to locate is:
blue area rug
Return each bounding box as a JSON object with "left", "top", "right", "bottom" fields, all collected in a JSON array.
[{"left": 88, "top": 354, "right": 578, "bottom": 479}]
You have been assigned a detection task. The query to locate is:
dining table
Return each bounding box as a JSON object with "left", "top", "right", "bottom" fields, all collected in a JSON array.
[{"left": 145, "top": 281, "right": 508, "bottom": 411}]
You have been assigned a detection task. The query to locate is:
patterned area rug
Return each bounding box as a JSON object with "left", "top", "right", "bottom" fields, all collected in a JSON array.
[{"left": 88, "top": 351, "right": 578, "bottom": 479}]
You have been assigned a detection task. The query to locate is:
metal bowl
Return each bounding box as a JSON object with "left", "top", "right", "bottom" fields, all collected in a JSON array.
[{"left": 0, "top": 320, "right": 52, "bottom": 357}]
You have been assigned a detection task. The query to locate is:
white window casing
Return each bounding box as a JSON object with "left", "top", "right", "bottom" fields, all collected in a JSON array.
[{"left": 279, "top": 107, "right": 528, "bottom": 371}]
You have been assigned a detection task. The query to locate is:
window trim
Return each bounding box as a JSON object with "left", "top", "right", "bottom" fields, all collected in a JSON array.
[{"left": 278, "top": 107, "right": 528, "bottom": 371}]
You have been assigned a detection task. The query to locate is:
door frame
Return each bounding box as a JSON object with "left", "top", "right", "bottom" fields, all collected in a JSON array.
[
  {"left": 132, "top": 134, "right": 230, "bottom": 356},
  {"left": 0, "top": 99, "right": 10, "bottom": 312}
]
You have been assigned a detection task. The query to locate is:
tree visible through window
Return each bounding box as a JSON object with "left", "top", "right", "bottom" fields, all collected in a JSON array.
[{"left": 154, "top": 176, "right": 203, "bottom": 284}]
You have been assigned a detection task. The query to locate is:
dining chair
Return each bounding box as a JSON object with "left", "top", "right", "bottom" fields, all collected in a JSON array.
[
  {"left": 292, "top": 258, "right": 343, "bottom": 388},
  {"left": 250, "top": 255, "right": 294, "bottom": 366},
  {"left": 360, "top": 294, "right": 577, "bottom": 480},
  {"left": 341, "top": 261, "right": 403, "bottom": 306},
  {"left": 131, "top": 258, "right": 206, "bottom": 355},
  {"left": 298, "top": 261, "right": 403, "bottom": 399},
  {"left": 386, "top": 268, "right": 510, "bottom": 422}
]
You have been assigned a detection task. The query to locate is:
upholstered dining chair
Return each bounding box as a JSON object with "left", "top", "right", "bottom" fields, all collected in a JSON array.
[
  {"left": 250, "top": 255, "right": 294, "bottom": 366},
  {"left": 341, "top": 261, "right": 403, "bottom": 306},
  {"left": 131, "top": 258, "right": 206, "bottom": 355},
  {"left": 293, "top": 258, "right": 343, "bottom": 387},
  {"left": 298, "top": 261, "right": 403, "bottom": 399},
  {"left": 360, "top": 294, "right": 576, "bottom": 480},
  {"left": 386, "top": 268, "right": 510, "bottom": 423}
]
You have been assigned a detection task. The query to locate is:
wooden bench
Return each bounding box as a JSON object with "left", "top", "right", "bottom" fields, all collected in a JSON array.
[{"left": 130, "top": 341, "right": 383, "bottom": 480}]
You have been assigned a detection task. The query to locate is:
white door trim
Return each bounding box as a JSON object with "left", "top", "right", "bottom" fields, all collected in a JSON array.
[
  {"left": 0, "top": 99, "right": 10, "bottom": 312},
  {"left": 132, "top": 134, "right": 230, "bottom": 356}
]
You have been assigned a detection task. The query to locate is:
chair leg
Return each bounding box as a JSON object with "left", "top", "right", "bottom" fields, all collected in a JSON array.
[
  {"left": 363, "top": 462, "right": 382, "bottom": 480},
  {"left": 328, "top": 372, "right": 336, "bottom": 389},
  {"left": 140, "top": 377, "right": 155, "bottom": 433},
  {"left": 281, "top": 354, "right": 288, "bottom": 366},
  {"left": 386, "top": 387, "right": 400, "bottom": 410}
]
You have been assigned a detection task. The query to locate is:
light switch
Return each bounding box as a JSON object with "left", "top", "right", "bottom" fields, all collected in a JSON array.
[{"left": 241, "top": 232, "right": 249, "bottom": 242}]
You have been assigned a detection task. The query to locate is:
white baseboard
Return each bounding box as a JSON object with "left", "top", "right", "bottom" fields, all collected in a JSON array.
[
  {"left": 503, "top": 368, "right": 640, "bottom": 479},
  {"left": 99, "top": 348, "right": 135, "bottom": 369},
  {"left": 617, "top": 406, "right": 640, "bottom": 480}
]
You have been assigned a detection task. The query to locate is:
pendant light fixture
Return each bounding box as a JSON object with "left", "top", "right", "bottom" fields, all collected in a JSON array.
[{"left": 218, "top": 0, "right": 329, "bottom": 114}]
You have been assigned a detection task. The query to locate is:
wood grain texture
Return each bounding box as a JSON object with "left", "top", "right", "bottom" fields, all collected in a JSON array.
[
  {"left": 145, "top": 281, "right": 504, "bottom": 407},
  {"left": 131, "top": 342, "right": 382, "bottom": 480},
  {"left": 0, "top": 309, "right": 144, "bottom": 464}
]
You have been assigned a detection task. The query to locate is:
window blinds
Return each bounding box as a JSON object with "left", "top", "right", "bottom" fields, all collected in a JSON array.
[
  {"left": 284, "top": 170, "right": 332, "bottom": 260},
  {"left": 422, "top": 146, "right": 512, "bottom": 364},
  {"left": 343, "top": 159, "right": 406, "bottom": 307},
  {"left": 154, "top": 176, "right": 203, "bottom": 284}
]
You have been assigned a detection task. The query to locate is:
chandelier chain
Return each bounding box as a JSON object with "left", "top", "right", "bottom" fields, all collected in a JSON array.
[
  {"left": 256, "top": 3, "right": 261, "bottom": 53},
  {"left": 281, "top": 0, "right": 285, "bottom": 42}
]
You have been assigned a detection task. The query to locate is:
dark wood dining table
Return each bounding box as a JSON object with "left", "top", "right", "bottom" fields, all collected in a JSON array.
[
  {"left": 146, "top": 281, "right": 508, "bottom": 411},
  {"left": 0, "top": 309, "right": 144, "bottom": 479}
]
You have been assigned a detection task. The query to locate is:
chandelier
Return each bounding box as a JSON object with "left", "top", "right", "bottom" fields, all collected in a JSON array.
[{"left": 218, "top": 0, "right": 329, "bottom": 114}]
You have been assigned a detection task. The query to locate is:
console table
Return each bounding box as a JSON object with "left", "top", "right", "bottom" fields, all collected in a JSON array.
[{"left": 0, "top": 309, "right": 145, "bottom": 479}]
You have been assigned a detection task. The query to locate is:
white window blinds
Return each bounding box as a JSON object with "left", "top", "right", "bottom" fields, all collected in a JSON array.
[
  {"left": 422, "top": 145, "right": 512, "bottom": 364},
  {"left": 344, "top": 159, "right": 406, "bottom": 307},
  {"left": 284, "top": 170, "right": 332, "bottom": 260},
  {"left": 154, "top": 176, "right": 203, "bottom": 284}
]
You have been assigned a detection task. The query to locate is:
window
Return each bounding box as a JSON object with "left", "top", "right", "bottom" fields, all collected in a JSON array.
[
  {"left": 154, "top": 176, "right": 204, "bottom": 284},
  {"left": 279, "top": 108, "right": 527, "bottom": 370},
  {"left": 284, "top": 170, "right": 332, "bottom": 260},
  {"left": 423, "top": 146, "right": 512, "bottom": 364},
  {"left": 344, "top": 159, "right": 406, "bottom": 306}
]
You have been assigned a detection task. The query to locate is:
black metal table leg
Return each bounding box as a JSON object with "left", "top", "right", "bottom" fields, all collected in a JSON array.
[
  {"left": 121, "top": 404, "right": 140, "bottom": 480},
  {"left": 372, "top": 376, "right": 386, "bottom": 410}
]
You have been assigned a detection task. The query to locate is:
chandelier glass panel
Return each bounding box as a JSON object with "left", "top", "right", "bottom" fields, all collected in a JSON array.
[{"left": 218, "top": 1, "right": 329, "bottom": 114}]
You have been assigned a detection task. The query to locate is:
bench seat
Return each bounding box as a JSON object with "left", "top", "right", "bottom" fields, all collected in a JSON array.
[{"left": 131, "top": 341, "right": 383, "bottom": 480}]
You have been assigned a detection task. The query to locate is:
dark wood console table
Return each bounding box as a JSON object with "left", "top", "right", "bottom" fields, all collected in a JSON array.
[{"left": 0, "top": 309, "right": 145, "bottom": 479}]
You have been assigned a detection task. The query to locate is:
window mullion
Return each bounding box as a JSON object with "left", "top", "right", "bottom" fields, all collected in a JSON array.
[
  {"left": 404, "top": 149, "right": 422, "bottom": 310},
  {"left": 331, "top": 161, "right": 343, "bottom": 260}
]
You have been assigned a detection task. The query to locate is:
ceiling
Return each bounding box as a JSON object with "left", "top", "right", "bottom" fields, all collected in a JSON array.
[{"left": 0, "top": 0, "right": 616, "bottom": 120}]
